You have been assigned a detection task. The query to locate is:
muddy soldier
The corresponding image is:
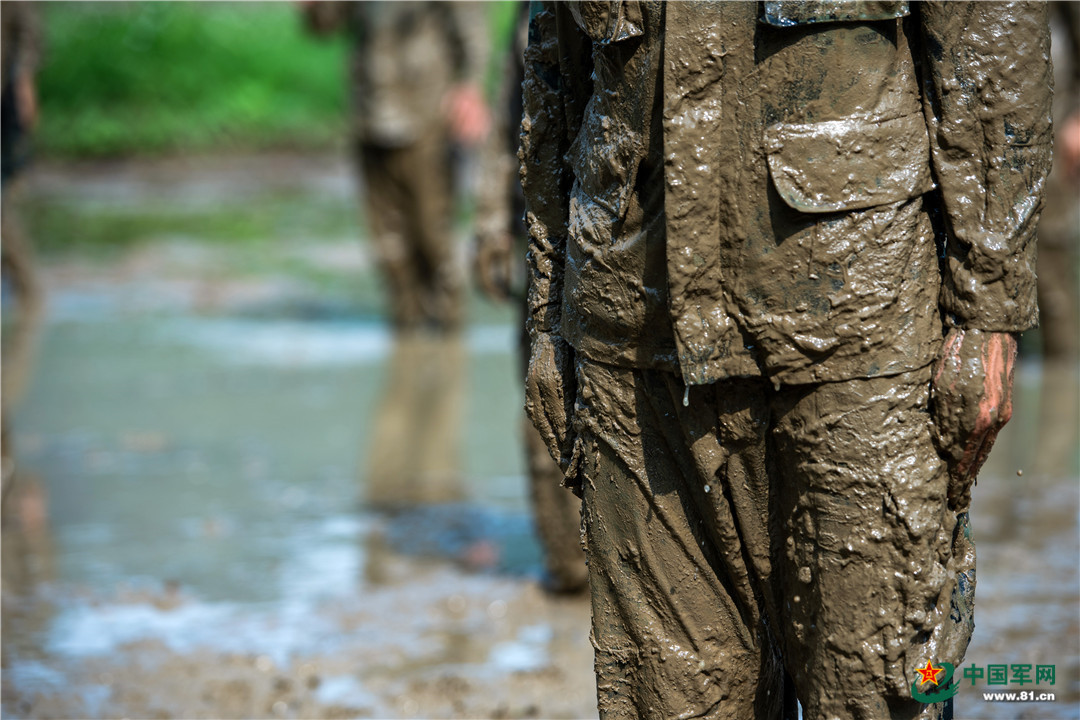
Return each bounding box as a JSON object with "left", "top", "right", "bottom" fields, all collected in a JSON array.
[
  {"left": 520, "top": 2, "right": 1051, "bottom": 719},
  {"left": 1038, "top": 1, "right": 1080, "bottom": 360},
  {"left": 2, "top": 0, "right": 44, "bottom": 502},
  {"left": 475, "top": 2, "right": 588, "bottom": 593},
  {"left": 304, "top": 1, "right": 489, "bottom": 333}
]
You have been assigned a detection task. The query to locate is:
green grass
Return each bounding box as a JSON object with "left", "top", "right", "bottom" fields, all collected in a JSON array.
[
  {"left": 37, "top": 2, "right": 349, "bottom": 157},
  {"left": 36, "top": 1, "right": 521, "bottom": 159}
]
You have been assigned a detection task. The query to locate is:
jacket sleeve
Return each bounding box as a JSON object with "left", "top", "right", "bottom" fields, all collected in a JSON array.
[
  {"left": 519, "top": 2, "right": 588, "bottom": 339},
  {"left": 918, "top": 1, "right": 1053, "bottom": 332}
]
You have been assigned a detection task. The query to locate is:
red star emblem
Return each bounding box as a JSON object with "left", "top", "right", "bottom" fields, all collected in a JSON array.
[{"left": 915, "top": 660, "right": 945, "bottom": 686}]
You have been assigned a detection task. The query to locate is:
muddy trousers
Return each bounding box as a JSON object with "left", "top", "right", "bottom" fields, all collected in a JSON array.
[
  {"left": 358, "top": 129, "right": 461, "bottom": 333},
  {"left": 574, "top": 358, "right": 973, "bottom": 720}
]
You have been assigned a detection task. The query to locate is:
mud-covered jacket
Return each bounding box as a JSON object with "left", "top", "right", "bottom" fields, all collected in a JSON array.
[
  {"left": 307, "top": 1, "right": 489, "bottom": 147},
  {"left": 521, "top": 1, "right": 1052, "bottom": 386}
]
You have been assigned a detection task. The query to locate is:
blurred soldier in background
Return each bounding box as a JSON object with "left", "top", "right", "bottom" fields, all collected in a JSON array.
[
  {"left": 1039, "top": 2, "right": 1080, "bottom": 361},
  {"left": 2, "top": 1, "right": 45, "bottom": 504},
  {"left": 475, "top": 2, "right": 587, "bottom": 594},
  {"left": 304, "top": 2, "right": 490, "bottom": 507},
  {"left": 1031, "top": 2, "right": 1080, "bottom": 478},
  {"left": 304, "top": 1, "right": 489, "bottom": 333}
]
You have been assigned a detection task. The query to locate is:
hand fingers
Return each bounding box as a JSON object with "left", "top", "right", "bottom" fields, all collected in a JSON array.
[
  {"left": 525, "top": 361, "right": 567, "bottom": 467},
  {"left": 957, "top": 333, "right": 1016, "bottom": 475}
]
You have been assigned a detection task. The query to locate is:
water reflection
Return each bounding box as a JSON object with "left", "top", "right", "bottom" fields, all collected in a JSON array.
[
  {"left": 366, "top": 331, "right": 465, "bottom": 508},
  {"left": 1, "top": 303, "right": 602, "bottom": 718}
]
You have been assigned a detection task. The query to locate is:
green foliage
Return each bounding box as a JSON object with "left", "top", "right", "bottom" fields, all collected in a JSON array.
[{"left": 37, "top": 2, "right": 349, "bottom": 157}]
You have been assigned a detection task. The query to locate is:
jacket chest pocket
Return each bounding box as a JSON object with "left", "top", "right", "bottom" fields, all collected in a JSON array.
[{"left": 759, "top": 0, "right": 930, "bottom": 214}]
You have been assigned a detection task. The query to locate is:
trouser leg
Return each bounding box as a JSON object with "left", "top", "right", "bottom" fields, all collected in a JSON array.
[
  {"left": 401, "top": 128, "right": 461, "bottom": 331},
  {"left": 1, "top": 188, "right": 44, "bottom": 411},
  {"left": 576, "top": 358, "right": 784, "bottom": 720},
  {"left": 771, "top": 368, "right": 969, "bottom": 720},
  {"left": 359, "top": 142, "right": 425, "bottom": 331},
  {"left": 524, "top": 415, "right": 588, "bottom": 592}
]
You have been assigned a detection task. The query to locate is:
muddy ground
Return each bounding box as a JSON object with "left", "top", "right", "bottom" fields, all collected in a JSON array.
[{"left": 1, "top": 153, "right": 1077, "bottom": 719}]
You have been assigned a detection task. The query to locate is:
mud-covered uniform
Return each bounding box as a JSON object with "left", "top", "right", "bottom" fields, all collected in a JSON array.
[
  {"left": 306, "top": 2, "right": 488, "bottom": 331},
  {"left": 520, "top": 2, "right": 1051, "bottom": 718}
]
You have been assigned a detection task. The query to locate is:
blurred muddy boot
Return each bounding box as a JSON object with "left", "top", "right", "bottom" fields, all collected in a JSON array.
[{"left": 525, "top": 417, "right": 587, "bottom": 594}]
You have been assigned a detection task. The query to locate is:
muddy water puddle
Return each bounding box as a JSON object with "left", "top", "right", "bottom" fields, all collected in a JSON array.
[{"left": 3, "top": 298, "right": 597, "bottom": 719}]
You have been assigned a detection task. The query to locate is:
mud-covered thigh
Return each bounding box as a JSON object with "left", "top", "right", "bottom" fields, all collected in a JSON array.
[{"left": 769, "top": 368, "right": 964, "bottom": 717}]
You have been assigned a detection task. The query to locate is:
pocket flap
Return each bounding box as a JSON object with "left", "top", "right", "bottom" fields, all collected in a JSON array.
[
  {"left": 765, "top": 114, "right": 934, "bottom": 214},
  {"left": 762, "top": 1, "right": 908, "bottom": 26}
]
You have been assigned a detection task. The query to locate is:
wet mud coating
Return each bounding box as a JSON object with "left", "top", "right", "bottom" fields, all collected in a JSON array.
[{"left": 520, "top": 2, "right": 1052, "bottom": 719}]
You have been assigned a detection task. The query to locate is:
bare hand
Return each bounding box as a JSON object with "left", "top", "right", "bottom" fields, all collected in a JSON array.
[
  {"left": 525, "top": 332, "right": 576, "bottom": 472},
  {"left": 444, "top": 83, "right": 491, "bottom": 146},
  {"left": 931, "top": 328, "right": 1017, "bottom": 510},
  {"left": 1059, "top": 110, "right": 1080, "bottom": 182}
]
